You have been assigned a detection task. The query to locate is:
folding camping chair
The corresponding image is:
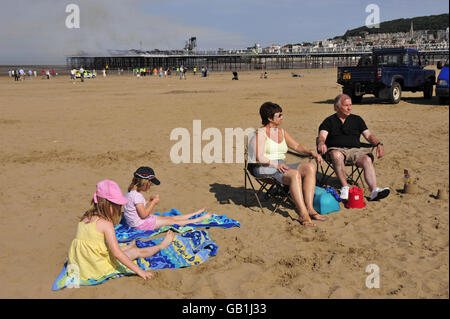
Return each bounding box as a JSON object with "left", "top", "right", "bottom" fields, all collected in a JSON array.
[
  {"left": 316, "top": 142, "right": 375, "bottom": 188},
  {"left": 243, "top": 132, "right": 311, "bottom": 215}
]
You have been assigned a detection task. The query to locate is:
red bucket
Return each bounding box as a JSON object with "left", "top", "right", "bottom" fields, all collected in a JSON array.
[{"left": 345, "top": 187, "right": 365, "bottom": 209}]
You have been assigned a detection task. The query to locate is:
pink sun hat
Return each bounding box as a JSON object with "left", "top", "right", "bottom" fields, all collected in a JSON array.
[{"left": 93, "top": 180, "right": 129, "bottom": 205}]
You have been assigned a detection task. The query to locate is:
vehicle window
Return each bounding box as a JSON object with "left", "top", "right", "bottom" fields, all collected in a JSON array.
[
  {"left": 411, "top": 54, "right": 420, "bottom": 67},
  {"left": 357, "top": 55, "right": 372, "bottom": 66},
  {"left": 376, "top": 54, "right": 402, "bottom": 66},
  {"left": 402, "top": 54, "right": 409, "bottom": 65}
]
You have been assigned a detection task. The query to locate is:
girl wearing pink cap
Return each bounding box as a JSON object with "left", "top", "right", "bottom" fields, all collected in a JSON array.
[
  {"left": 124, "top": 166, "right": 212, "bottom": 231},
  {"left": 66, "top": 179, "right": 175, "bottom": 282}
]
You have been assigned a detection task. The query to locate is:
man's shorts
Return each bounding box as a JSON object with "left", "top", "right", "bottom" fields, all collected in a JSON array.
[{"left": 327, "top": 147, "right": 373, "bottom": 165}]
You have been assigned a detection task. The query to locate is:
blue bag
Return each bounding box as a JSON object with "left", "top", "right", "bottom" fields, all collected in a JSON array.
[{"left": 313, "top": 186, "right": 340, "bottom": 215}]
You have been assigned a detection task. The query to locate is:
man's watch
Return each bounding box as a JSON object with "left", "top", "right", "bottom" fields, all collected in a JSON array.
[{"left": 376, "top": 142, "right": 384, "bottom": 147}]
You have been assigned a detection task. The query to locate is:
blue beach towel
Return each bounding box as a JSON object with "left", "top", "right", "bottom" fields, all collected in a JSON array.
[
  {"left": 52, "top": 230, "right": 218, "bottom": 290},
  {"left": 115, "top": 208, "right": 241, "bottom": 243}
]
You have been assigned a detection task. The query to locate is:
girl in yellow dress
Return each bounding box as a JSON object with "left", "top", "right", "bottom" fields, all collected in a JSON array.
[{"left": 67, "top": 179, "right": 175, "bottom": 282}]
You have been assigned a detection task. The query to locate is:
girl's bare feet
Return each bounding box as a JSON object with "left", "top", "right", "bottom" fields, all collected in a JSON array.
[
  {"left": 193, "top": 207, "right": 207, "bottom": 215},
  {"left": 175, "top": 208, "right": 206, "bottom": 220}
]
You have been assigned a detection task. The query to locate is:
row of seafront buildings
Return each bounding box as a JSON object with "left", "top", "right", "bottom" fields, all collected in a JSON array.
[{"left": 229, "top": 27, "right": 449, "bottom": 55}]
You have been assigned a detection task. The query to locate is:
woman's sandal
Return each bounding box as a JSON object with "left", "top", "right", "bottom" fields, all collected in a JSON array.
[
  {"left": 310, "top": 212, "right": 326, "bottom": 221},
  {"left": 299, "top": 217, "right": 316, "bottom": 227}
]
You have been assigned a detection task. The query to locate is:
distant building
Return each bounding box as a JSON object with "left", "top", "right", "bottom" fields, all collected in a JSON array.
[{"left": 246, "top": 43, "right": 262, "bottom": 54}]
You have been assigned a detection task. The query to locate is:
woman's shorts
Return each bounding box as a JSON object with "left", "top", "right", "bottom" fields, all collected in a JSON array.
[
  {"left": 135, "top": 214, "right": 157, "bottom": 231},
  {"left": 251, "top": 160, "right": 299, "bottom": 185}
]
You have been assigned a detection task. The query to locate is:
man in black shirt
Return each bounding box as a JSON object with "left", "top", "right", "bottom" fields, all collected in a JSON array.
[{"left": 317, "top": 94, "right": 390, "bottom": 201}]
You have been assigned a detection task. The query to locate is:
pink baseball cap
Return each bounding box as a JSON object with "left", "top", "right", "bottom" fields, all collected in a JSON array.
[{"left": 93, "top": 180, "right": 129, "bottom": 205}]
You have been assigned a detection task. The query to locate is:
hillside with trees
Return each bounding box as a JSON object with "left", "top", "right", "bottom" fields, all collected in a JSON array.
[{"left": 342, "top": 13, "right": 448, "bottom": 37}]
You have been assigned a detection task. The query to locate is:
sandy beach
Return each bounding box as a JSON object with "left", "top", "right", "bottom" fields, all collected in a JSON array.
[{"left": 0, "top": 68, "right": 448, "bottom": 299}]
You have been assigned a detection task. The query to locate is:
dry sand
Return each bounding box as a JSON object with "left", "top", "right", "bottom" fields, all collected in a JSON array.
[{"left": 0, "top": 68, "right": 448, "bottom": 299}]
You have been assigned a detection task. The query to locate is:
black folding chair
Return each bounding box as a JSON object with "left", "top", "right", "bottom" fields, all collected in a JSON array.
[
  {"left": 243, "top": 132, "right": 311, "bottom": 215},
  {"left": 317, "top": 142, "right": 375, "bottom": 188},
  {"left": 244, "top": 168, "right": 291, "bottom": 215}
]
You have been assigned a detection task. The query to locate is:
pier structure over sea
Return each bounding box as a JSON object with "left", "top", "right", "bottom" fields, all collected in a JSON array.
[{"left": 67, "top": 48, "right": 449, "bottom": 71}]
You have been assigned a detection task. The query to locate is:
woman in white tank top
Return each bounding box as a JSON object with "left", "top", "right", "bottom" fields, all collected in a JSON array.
[{"left": 253, "top": 102, "right": 325, "bottom": 227}]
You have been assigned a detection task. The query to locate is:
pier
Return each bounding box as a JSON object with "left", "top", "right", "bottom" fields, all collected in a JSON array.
[{"left": 67, "top": 49, "right": 449, "bottom": 71}]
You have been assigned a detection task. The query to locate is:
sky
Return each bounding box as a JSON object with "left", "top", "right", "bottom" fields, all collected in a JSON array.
[{"left": 0, "top": 0, "right": 448, "bottom": 64}]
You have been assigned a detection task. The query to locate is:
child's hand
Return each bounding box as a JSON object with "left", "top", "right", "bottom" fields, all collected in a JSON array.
[
  {"left": 138, "top": 270, "right": 153, "bottom": 280},
  {"left": 149, "top": 194, "right": 160, "bottom": 205}
]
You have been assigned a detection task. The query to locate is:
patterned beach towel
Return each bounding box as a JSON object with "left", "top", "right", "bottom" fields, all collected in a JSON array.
[
  {"left": 115, "top": 208, "right": 241, "bottom": 243},
  {"left": 52, "top": 230, "right": 218, "bottom": 290},
  {"left": 52, "top": 209, "right": 240, "bottom": 290}
]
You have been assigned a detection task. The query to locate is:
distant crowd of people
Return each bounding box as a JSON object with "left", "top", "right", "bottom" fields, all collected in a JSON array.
[
  {"left": 7, "top": 65, "right": 214, "bottom": 82},
  {"left": 8, "top": 68, "right": 59, "bottom": 81},
  {"left": 133, "top": 67, "right": 171, "bottom": 78},
  {"left": 131, "top": 65, "right": 210, "bottom": 79}
]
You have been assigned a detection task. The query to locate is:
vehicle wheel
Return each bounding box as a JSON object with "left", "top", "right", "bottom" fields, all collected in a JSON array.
[
  {"left": 423, "top": 81, "right": 433, "bottom": 99},
  {"left": 389, "top": 82, "right": 401, "bottom": 104}
]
